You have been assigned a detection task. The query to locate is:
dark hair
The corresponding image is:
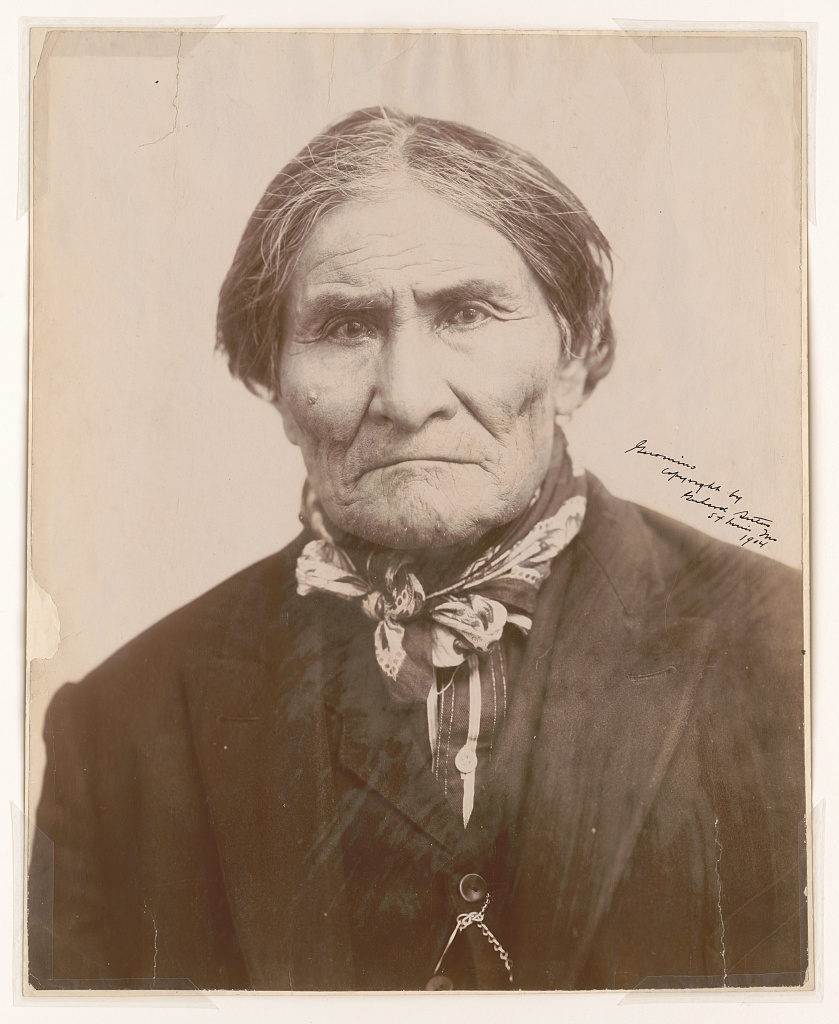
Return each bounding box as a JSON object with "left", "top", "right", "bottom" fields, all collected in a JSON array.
[{"left": 216, "top": 107, "right": 615, "bottom": 400}]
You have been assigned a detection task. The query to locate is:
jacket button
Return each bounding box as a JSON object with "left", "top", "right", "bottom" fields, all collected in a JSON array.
[
  {"left": 459, "top": 873, "right": 487, "bottom": 903},
  {"left": 426, "top": 975, "right": 454, "bottom": 990}
]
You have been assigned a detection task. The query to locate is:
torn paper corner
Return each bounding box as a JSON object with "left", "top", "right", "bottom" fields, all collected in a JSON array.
[{"left": 27, "top": 573, "right": 60, "bottom": 662}]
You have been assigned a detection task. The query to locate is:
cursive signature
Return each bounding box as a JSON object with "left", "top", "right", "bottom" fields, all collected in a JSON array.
[{"left": 624, "top": 440, "right": 778, "bottom": 550}]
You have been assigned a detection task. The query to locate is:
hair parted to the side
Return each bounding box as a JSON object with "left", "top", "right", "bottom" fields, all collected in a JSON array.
[{"left": 216, "top": 107, "right": 615, "bottom": 401}]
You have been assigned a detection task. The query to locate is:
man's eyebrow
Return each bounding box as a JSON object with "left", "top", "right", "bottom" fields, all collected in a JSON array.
[
  {"left": 412, "top": 279, "right": 520, "bottom": 307},
  {"left": 293, "top": 290, "right": 393, "bottom": 325}
]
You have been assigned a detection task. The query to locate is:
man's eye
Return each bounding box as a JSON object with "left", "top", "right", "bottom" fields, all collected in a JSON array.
[
  {"left": 327, "top": 318, "right": 375, "bottom": 342},
  {"left": 447, "top": 305, "right": 491, "bottom": 329}
]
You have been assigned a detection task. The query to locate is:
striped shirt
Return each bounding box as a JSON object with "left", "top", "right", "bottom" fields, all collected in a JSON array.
[{"left": 427, "top": 633, "right": 526, "bottom": 827}]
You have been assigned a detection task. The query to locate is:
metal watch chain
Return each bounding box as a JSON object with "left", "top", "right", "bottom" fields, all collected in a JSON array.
[{"left": 433, "top": 894, "right": 514, "bottom": 985}]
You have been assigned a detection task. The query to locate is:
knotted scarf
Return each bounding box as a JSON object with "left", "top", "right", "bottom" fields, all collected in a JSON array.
[{"left": 295, "top": 430, "right": 587, "bottom": 703}]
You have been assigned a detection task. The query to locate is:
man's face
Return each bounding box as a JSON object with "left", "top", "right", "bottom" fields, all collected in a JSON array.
[{"left": 278, "top": 182, "right": 585, "bottom": 550}]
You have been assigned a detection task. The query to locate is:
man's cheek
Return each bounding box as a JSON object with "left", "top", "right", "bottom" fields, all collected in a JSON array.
[
  {"left": 289, "top": 390, "right": 355, "bottom": 440},
  {"left": 478, "top": 367, "right": 553, "bottom": 425}
]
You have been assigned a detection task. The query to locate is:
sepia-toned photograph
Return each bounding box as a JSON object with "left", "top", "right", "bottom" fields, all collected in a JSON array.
[{"left": 25, "top": 28, "right": 809, "bottom": 993}]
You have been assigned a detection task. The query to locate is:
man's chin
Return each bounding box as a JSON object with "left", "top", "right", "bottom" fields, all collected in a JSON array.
[
  {"left": 343, "top": 516, "right": 475, "bottom": 551},
  {"left": 327, "top": 499, "right": 500, "bottom": 551}
]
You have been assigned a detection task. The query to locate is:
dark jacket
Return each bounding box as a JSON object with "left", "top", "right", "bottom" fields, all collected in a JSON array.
[{"left": 28, "top": 476, "right": 808, "bottom": 991}]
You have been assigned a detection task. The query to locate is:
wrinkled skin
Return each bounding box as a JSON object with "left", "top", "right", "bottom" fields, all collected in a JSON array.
[{"left": 277, "top": 181, "right": 588, "bottom": 550}]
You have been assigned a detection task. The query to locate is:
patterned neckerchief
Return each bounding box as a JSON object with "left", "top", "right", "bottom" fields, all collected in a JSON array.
[{"left": 295, "top": 430, "right": 587, "bottom": 707}]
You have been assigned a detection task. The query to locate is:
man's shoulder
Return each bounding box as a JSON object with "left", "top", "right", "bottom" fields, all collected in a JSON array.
[
  {"left": 579, "top": 478, "right": 805, "bottom": 765},
  {"left": 48, "top": 533, "right": 312, "bottom": 726},
  {"left": 582, "top": 474, "right": 803, "bottom": 628}
]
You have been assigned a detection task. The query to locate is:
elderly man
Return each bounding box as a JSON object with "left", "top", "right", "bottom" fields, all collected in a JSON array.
[{"left": 29, "top": 108, "right": 806, "bottom": 992}]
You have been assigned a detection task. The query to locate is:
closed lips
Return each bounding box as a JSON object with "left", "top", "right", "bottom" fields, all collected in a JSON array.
[{"left": 373, "top": 457, "right": 473, "bottom": 468}]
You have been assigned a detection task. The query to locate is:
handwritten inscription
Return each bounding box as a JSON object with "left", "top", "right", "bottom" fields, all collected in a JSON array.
[{"left": 624, "top": 440, "right": 777, "bottom": 550}]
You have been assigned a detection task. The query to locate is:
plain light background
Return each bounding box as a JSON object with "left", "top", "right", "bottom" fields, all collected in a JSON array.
[{"left": 3, "top": 2, "right": 836, "bottom": 1022}]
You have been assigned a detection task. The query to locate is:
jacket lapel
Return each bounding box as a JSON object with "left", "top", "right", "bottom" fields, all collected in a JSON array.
[
  {"left": 324, "top": 606, "right": 465, "bottom": 854},
  {"left": 181, "top": 599, "right": 354, "bottom": 990},
  {"left": 507, "top": 480, "right": 716, "bottom": 988}
]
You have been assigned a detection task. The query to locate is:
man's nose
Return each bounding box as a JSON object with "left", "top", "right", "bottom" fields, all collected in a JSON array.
[{"left": 367, "top": 321, "right": 458, "bottom": 430}]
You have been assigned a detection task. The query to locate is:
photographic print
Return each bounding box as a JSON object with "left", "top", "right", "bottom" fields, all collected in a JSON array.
[{"left": 25, "top": 29, "right": 809, "bottom": 992}]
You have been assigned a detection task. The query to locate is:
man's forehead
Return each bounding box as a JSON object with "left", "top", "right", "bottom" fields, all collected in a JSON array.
[{"left": 289, "top": 190, "right": 535, "bottom": 307}]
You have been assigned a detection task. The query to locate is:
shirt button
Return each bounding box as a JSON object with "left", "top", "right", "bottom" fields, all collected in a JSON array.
[
  {"left": 459, "top": 873, "right": 487, "bottom": 903},
  {"left": 426, "top": 975, "right": 454, "bottom": 991},
  {"left": 454, "top": 747, "right": 478, "bottom": 774}
]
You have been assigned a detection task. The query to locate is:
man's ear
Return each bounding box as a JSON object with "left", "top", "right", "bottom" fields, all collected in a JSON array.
[
  {"left": 273, "top": 393, "right": 303, "bottom": 448},
  {"left": 553, "top": 357, "right": 589, "bottom": 416}
]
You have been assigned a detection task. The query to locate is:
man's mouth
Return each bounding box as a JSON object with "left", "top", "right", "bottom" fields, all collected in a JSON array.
[{"left": 368, "top": 456, "right": 473, "bottom": 471}]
